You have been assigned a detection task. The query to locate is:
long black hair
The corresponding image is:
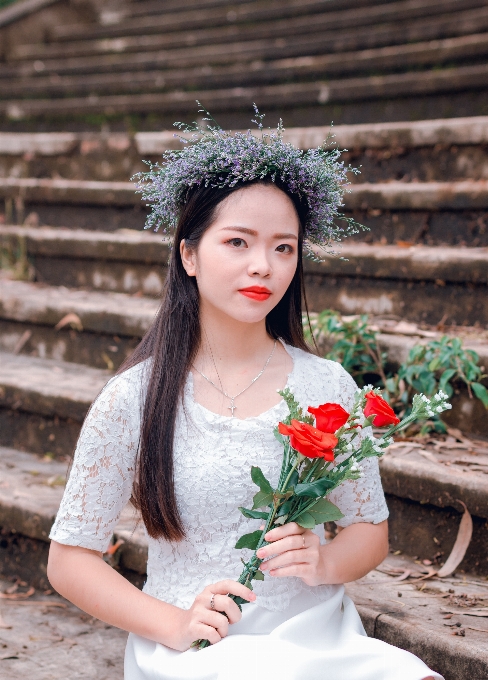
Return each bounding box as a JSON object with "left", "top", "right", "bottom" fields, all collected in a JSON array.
[{"left": 119, "top": 178, "right": 313, "bottom": 541}]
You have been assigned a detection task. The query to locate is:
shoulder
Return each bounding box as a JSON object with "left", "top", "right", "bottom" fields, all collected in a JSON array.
[
  {"left": 286, "top": 345, "right": 357, "bottom": 410},
  {"left": 90, "top": 359, "right": 151, "bottom": 418}
]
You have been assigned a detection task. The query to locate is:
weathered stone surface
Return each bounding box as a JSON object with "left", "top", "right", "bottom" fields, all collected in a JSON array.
[
  {"left": 2, "top": 177, "right": 488, "bottom": 210},
  {"left": 0, "top": 352, "right": 107, "bottom": 420},
  {"left": 5, "top": 32, "right": 488, "bottom": 100},
  {"left": 2, "top": 64, "right": 488, "bottom": 120},
  {"left": 347, "top": 558, "right": 488, "bottom": 680},
  {"left": 0, "top": 278, "right": 159, "bottom": 337},
  {"left": 0, "top": 576, "right": 127, "bottom": 680}
]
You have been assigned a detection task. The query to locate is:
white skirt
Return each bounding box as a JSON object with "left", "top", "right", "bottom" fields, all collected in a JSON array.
[{"left": 124, "top": 586, "right": 443, "bottom": 680}]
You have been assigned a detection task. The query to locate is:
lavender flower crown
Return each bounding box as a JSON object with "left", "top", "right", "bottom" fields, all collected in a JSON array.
[{"left": 134, "top": 105, "right": 361, "bottom": 258}]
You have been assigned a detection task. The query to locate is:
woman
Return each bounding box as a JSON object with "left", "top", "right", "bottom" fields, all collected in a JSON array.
[{"left": 47, "top": 115, "right": 442, "bottom": 680}]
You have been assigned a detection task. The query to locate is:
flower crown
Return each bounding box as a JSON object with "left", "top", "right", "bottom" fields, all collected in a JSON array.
[{"left": 134, "top": 104, "right": 361, "bottom": 258}]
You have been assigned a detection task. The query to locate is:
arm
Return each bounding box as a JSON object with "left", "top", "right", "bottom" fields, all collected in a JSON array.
[
  {"left": 257, "top": 519, "right": 388, "bottom": 586},
  {"left": 48, "top": 541, "right": 255, "bottom": 651}
]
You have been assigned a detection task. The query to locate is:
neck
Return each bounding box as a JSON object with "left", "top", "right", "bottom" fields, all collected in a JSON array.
[{"left": 196, "top": 303, "right": 274, "bottom": 370}]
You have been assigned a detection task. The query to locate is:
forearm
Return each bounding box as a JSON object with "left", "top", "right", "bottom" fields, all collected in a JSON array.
[
  {"left": 47, "top": 541, "right": 185, "bottom": 647},
  {"left": 318, "top": 520, "right": 389, "bottom": 584}
]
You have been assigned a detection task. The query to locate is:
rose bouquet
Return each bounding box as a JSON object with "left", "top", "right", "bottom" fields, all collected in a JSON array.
[{"left": 194, "top": 386, "right": 451, "bottom": 649}]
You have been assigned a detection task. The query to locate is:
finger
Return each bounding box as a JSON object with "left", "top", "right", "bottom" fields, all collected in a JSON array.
[
  {"left": 197, "top": 624, "right": 222, "bottom": 646},
  {"left": 261, "top": 550, "right": 307, "bottom": 572},
  {"left": 267, "top": 563, "right": 307, "bottom": 578},
  {"left": 264, "top": 522, "right": 304, "bottom": 543},
  {"left": 257, "top": 533, "right": 305, "bottom": 560},
  {"left": 202, "top": 610, "right": 229, "bottom": 638},
  {"left": 212, "top": 594, "right": 242, "bottom": 625},
  {"left": 212, "top": 580, "right": 256, "bottom": 602}
]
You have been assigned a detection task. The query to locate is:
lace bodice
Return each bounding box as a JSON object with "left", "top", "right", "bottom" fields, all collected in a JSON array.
[{"left": 50, "top": 345, "right": 389, "bottom": 612}]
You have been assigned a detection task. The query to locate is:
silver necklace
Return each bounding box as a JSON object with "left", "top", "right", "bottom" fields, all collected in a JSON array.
[{"left": 193, "top": 340, "right": 277, "bottom": 417}]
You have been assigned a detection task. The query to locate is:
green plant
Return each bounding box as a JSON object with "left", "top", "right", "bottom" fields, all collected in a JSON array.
[{"left": 304, "top": 310, "right": 488, "bottom": 431}]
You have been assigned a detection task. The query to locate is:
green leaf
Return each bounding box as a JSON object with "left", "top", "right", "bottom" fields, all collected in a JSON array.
[
  {"left": 438, "top": 368, "right": 456, "bottom": 393},
  {"left": 295, "top": 512, "right": 316, "bottom": 529},
  {"left": 362, "top": 414, "right": 376, "bottom": 428},
  {"left": 252, "top": 490, "right": 273, "bottom": 510},
  {"left": 295, "top": 477, "right": 335, "bottom": 498},
  {"left": 285, "top": 469, "right": 299, "bottom": 490},
  {"left": 472, "top": 382, "right": 488, "bottom": 409},
  {"left": 238, "top": 507, "right": 269, "bottom": 520},
  {"left": 276, "top": 499, "right": 294, "bottom": 517},
  {"left": 235, "top": 530, "right": 263, "bottom": 550},
  {"left": 251, "top": 466, "right": 273, "bottom": 494},
  {"left": 309, "top": 498, "right": 344, "bottom": 523},
  {"left": 253, "top": 570, "right": 265, "bottom": 581}
]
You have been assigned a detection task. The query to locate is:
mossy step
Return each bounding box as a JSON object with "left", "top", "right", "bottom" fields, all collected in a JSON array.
[
  {"left": 3, "top": 5, "right": 488, "bottom": 80},
  {"left": 47, "top": 0, "right": 487, "bottom": 44},
  {"left": 5, "top": 32, "right": 488, "bottom": 100}
]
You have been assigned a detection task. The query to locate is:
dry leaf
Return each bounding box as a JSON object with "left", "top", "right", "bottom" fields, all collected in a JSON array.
[
  {"left": 54, "top": 313, "right": 83, "bottom": 332},
  {"left": 0, "top": 612, "right": 11, "bottom": 629},
  {"left": 2, "top": 601, "right": 66, "bottom": 608},
  {"left": 437, "top": 502, "right": 473, "bottom": 578},
  {"left": 0, "top": 586, "right": 34, "bottom": 600},
  {"left": 13, "top": 329, "right": 32, "bottom": 355},
  {"left": 417, "top": 450, "right": 439, "bottom": 464}
]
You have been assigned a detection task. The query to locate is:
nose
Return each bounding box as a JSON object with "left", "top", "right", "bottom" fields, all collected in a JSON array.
[{"left": 247, "top": 246, "right": 272, "bottom": 278}]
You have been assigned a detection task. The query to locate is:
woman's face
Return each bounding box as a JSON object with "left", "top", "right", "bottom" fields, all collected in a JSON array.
[{"left": 180, "top": 184, "right": 300, "bottom": 325}]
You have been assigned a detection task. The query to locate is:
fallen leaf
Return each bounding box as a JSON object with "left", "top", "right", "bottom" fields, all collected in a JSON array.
[
  {"left": 54, "top": 313, "right": 83, "bottom": 332},
  {"left": 0, "top": 586, "right": 34, "bottom": 600},
  {"left": 437, "top": 502, "right": 473, "bottom": 578},
  {"left": 13, "top": 329, "right": 32, "bottom": 355},
  {"left": 2, "top": 601, "right": 66, "bottom": 608},
  {"left": 101, "top": 352, "right": 114, "bottom": 371},
  {"left": 0, "top": 612, "right": 11, "bottom": 629},
  {"left": 417, "top": 450, "right": 439, "bottom": 465}
]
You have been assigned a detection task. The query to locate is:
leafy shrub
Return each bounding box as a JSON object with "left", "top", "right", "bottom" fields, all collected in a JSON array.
[{"left": 305, "top": 310, "right": 488, "bottom": 431}]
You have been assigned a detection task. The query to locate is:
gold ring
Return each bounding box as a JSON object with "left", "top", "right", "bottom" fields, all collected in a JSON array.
[{"left": 210, "top": 594, "right": 216, "bottom": 610}]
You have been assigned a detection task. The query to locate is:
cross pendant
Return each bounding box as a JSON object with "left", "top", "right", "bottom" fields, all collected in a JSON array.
[{"left": 228, "top": 400, "right": 236, "bottom": 416}]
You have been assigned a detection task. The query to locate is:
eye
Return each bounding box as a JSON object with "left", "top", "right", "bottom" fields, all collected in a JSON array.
[
  {"left": 276, "top": 243, "right": 294, "bottom": 253},
  {"left": 226, "top": 237, "right": 247, "bottom": 248}
]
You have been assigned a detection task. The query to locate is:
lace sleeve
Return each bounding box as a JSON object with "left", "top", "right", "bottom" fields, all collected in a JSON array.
[
  {"left": 49, "top": 364, "right": 144, "bottom": 552},
  {"left": 327, "top": 367, "right": 390, "bottom": 527}
]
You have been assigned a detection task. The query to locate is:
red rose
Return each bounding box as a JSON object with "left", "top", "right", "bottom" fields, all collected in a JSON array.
[
  {"left": 308, "top": 402, "right": 349, "bottom": 433},
  {"left": 278, "top": 420, "right": 338, "bottom": 461},
  {"left": 364, "top": 392, "right": 400, "bottom": 427}
]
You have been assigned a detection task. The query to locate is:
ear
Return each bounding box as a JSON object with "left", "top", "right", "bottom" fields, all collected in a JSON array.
[{"left": 180, "top": 239, "right": 197, "bottom": 277}]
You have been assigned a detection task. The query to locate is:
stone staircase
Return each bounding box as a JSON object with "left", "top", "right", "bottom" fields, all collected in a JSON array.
[
  {"left": 1, "top": 2, "right": 488, "bottom": 676},
  {"left": 1, "top": 140, "right": 488, "bottom": 676},
  {"left": 1, "top": 0, "right": 488, "bottom": 129}
]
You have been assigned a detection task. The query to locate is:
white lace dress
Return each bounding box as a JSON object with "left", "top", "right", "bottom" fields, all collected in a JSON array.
[{"left": 50, "top": 344, "right": 443, "bottom": 680}]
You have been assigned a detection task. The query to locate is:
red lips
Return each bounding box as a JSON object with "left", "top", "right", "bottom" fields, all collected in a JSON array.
[{"left": 239, "top": 286, "right": 272, "bottom": 301}]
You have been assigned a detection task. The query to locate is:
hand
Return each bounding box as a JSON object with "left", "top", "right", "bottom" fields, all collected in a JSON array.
[
  {"left": 256, "top": 522, "right": 323, "bottom": 587},
  {"left": 170, "top": 579, "right": 255, "bottom": 651}
]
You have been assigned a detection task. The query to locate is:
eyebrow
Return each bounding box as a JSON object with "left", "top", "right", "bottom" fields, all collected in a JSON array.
[{"left": 221, "top": 226, "right": 298, "bottom": 240}]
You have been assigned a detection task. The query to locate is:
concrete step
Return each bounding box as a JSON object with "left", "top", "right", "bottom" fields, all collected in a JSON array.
[
  {"left": 0, "top": 318, "right": 486, "bottom": 460},
  {"left": 10, "top": 0, "right": 486, "bottom": 62},
  {"left": 1, "top": 224, "right": 487, "bottom": 324},
  {"left": 2, "top": 445, "right": 488, "bottom": 680},
  {"left": 0, "top": 277, "right": 157, "bottom": 368},
  {"left": 4, "top": 5, "right": 488, "bottom": 82},
  {"left": 5, "top": 33, "right": 488, "bottom": 101},
  {"left": 1, "top": 176, "right": 487, "bottom": 245},
  {"left": 0, "top": 352, "right": 108, "bottom": 457},
  {"left": 2, "top": 63, "right": 487, "bottom": 127},
  {"left": 2, "top": 117, "right": 488, "bottom": 184},
  {"left": 46, "top": 0, "right": 488, "bottom": 43}
]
